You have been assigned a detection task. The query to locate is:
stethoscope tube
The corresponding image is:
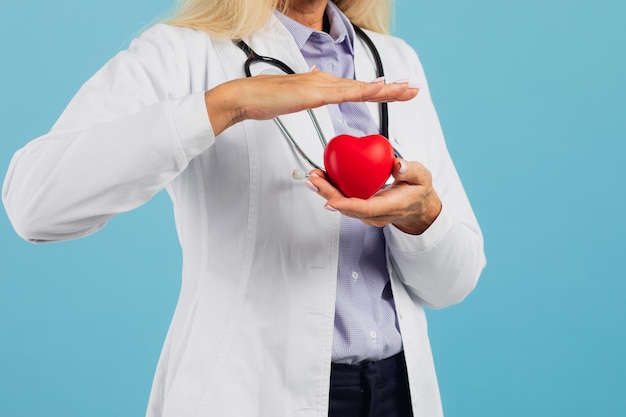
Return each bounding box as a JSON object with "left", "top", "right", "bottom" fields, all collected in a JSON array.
[
  {"left": 234, "top": 24, "right": 401, "bottom": 173},
  {"left": 236, "top": 40, "right": 296, "bottom": 77},
  {"left": 274, "top": 115, "right": 325, "bottom": 171},
  {"left": 351, "top": 25, "right": 388, "bottom": 140}
]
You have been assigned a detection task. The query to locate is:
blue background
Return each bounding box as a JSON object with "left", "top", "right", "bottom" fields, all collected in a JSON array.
[{"left": 1, "top": 0, "right": 624, "bottom": 416}]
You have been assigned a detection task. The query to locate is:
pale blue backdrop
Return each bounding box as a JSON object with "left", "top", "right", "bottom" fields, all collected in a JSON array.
[{"left": 1, "top": 1, "right": 624, "bottom": 416}]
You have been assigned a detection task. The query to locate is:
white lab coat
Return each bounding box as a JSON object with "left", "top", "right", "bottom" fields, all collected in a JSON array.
[{"left": 3, "top": 16, "right": 485, "bottom": 417}]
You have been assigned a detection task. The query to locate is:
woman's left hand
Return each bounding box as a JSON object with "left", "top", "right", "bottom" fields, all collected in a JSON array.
[{"left": 307, "top": 159, "right": 442, "bottom": 235}]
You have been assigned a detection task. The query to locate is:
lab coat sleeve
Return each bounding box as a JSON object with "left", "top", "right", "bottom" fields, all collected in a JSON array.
[
  {"left": 2, "top": 24, "right": 215, "bottom": 242},
  {"left": 383, "top": 40, "right": 486, "bottom": 310}
]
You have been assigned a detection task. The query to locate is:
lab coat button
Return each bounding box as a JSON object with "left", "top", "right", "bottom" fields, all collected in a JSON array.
[
  {"left": 393, "top": 136, "right": 408, "bottom": 146},
  {"left": 370, "top": 331, "right": 378, "bottom": 340},
  {"left": 352, "top": 271, "right": 359, "bottom": 280}
]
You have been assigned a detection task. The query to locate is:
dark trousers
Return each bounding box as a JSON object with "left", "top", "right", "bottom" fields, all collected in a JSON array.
[{"left": 328, "top": 352, "right": 414, "bottom": 417}]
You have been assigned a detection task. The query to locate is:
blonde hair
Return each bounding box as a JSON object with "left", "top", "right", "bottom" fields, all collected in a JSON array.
[{"left": 167, "top": 0, "right": 393, "bottom": 39}]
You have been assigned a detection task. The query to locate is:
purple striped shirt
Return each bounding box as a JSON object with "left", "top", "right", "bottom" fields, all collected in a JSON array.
[{"left": 276, "top": 2, "right": 403, "bottom": 365}]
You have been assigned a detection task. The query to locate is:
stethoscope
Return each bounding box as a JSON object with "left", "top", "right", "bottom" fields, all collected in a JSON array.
[{"left": 234, "top": 24, "right": 398, "bottom": 178}]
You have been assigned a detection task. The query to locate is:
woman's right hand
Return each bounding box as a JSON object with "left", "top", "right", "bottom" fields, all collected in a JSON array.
[{"left": 204, "top": 68, "right": 419, "bottom": 136}]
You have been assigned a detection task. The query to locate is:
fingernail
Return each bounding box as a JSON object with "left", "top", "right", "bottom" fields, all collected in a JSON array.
[
  {"left": 325, "top": 204, "right": 338, "bottom": 212},
  {"left": 398, "top": 160, "right": 408, "bottom": 174},
  {"left": 309, "top": 65, "right": 317, "bottom": 72},
  {"left": 409, "top": 83, "right": 422, "bottom": 89},
  {"left": 309, "top": 172, "right": 320, "bottom": 178},
  {"left": 394, "top": 79, "right": 409, "bottom": 84},
  {"left": 370, "top": 76, "right": 385, "bottom": 83},
  {"left": 305, "top": 180, "right": 319, "bottom": 192}
]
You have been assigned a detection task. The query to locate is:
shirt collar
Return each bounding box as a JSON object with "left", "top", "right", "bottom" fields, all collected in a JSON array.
[{"left": 274, "top": 1, "right": 356, "bottom": 54}]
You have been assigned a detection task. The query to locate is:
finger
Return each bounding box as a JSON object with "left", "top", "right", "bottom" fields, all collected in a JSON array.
[
  {"left": 361, "top": 79, "right": 420, "bottom": 102},
  {"left": 307, "top": 171, "right": 346, "bottom": 201},
  {"left": 395, "top": 87, "right": 420, "bottom": 101},
  {"left": 321, "top": 79, "right": 387, "bottom": 104},
  {"left": 311, "top": 74, "right": 418, "bottom": 105},
  {"left": 391, "top": 159, "right": 432, "bottom": 186},
  {"left": 327, "top": 194, "right": 389, "bottom": 218},
  {"left": 309, "top": 168, "right": 326, "bottom": 178},
  {"left": 325, "top": 179, "right": 424, "bottom": 218},
  {"left": 360, "top": 82, "right": 419, "bottom": 103},
  {"left": 242, "top": 72, "right": 419, "bottom": 121}
]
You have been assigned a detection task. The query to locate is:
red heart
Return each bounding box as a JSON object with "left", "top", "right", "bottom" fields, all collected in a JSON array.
[{"left": 323, "top": 134, "right": 395, "bottom": 199}]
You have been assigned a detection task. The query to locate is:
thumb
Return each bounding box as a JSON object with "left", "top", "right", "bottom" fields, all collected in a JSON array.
[
  {"left": 391, "top": 158, "right": 410, "bottom": 181},
  {"left": 390, "top": 158, "right": 431, "bottom": 186}
]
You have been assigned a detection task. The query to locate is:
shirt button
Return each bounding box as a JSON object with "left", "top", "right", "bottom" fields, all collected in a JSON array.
[
  {"left": 370, "top": 331, "right": 378, "bottom": 340},
  {"left": 352, "top": 271, "right": 359, "bottom": 280}
]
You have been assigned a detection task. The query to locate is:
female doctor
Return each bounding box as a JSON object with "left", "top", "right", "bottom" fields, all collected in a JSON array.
[{"left": 2, "top": 0, "right": 486, "bottom": 416}]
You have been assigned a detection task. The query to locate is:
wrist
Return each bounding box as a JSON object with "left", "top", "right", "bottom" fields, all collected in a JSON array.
[
  {"left": 204, "top": 82, "right": 246, "bottom": 136},
  {"left": 393, "top": 192, "right": 442, "bottom": 235}
]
